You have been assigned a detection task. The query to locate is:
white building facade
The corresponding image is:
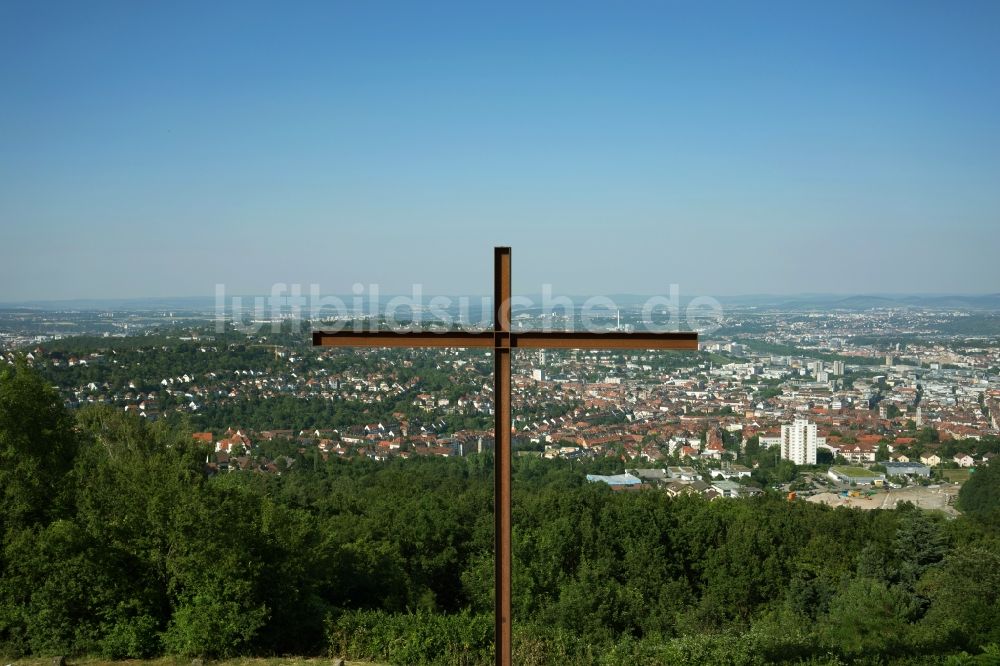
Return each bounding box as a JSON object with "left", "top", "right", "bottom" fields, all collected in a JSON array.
[{"left": 781, "top": 418, "right": 819, "bottom": 465}]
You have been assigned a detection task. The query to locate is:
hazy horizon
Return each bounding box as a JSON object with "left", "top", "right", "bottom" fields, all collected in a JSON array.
[
  {"left": 3, "top": 1, "right": 999, "bottom": 300},
  {"left": 4, "top": 290, "right": 1000, "bottom": 311}
]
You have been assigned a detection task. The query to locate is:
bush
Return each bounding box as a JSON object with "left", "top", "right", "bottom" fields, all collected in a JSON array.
[
  {"left": 162, "top": 596, "right": 268, "bottom": 658},
  {"left": 325, "top": 616, "right": 830, "bottom": 666},
  {"left": 100, "top": 614, "right": 161, "bottom": 659},
  {"left": 327, "top": 609, "right": 492, "bottom": 665}
]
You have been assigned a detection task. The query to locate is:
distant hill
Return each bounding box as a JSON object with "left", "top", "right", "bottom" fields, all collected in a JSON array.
[
  {"left": 718, "top": 293, "right": 1000, "bottom": 311},
  {"left": 4, "top": 292, "right": 1000, "bottom": 313}
]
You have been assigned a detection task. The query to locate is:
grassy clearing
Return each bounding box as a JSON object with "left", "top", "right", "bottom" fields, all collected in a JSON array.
[{"left": 941, "top": 468, "right": 972, "bottom": 483}]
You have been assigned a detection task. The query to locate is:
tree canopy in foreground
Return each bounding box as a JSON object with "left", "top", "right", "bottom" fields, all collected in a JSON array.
[{"left": 3, "top": 361, "right": 1000, "bottom": 664}]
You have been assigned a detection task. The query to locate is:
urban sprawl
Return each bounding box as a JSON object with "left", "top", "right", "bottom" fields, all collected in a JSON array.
[{"left": 3, "top": 303, "right": 998, "bottom": 513}]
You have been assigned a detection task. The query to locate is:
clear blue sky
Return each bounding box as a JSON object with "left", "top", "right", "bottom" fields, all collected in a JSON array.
[{"left": 2, "top": 0, "right": 999, "bottom": 301}]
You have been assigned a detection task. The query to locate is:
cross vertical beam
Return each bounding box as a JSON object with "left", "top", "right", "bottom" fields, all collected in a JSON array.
[{"left": 493, "top": 247, "right": 512, "bottom": 666}]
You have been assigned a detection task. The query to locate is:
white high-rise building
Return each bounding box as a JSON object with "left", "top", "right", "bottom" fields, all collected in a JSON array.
[
  {"left": 781, "top": 418, "right": 818, "bottom": 465},
  {"left": 832, "top": 360, "right": 845, "bottom": 376}
]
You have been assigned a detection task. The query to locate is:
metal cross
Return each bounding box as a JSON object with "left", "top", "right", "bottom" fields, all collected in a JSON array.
[{"left": 313, "top": 246, "right": 698, "bottom": 666}]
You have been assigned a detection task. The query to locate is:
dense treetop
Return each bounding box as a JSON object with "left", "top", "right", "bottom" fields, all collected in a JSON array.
[{"left": 2, "top": 362, "right": 1000, "bottom": 664}]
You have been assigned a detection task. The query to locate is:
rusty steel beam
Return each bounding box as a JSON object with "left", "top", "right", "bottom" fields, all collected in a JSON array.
[
  {"left": 493, "top": 246, "right": 512, "bottom": 666},
  {"left": 312, "top": 330, "right": 494, "bottom": 348},
  {"left": 512, "top": 331, "right": 698, "bottom": 350},
  {"left": 313, "top": 330, "right": 698, "bottom": 350}
]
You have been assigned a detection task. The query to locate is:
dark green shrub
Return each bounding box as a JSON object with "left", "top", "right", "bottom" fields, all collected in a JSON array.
[
  {"left": 327, "top": 609, "right": 492, "bottom": 665},
  {"left": 100, "top": 614, "right": 161, "bottom": 659}
]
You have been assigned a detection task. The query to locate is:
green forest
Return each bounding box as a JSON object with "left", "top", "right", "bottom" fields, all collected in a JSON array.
[{"left": 4, "top": 361, "right": 1000, "bottom": 665}]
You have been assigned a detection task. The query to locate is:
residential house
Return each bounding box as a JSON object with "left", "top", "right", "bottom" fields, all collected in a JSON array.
[
  {"left": 667, "top": 466, "right": 700, "bottom": 482},
  {"left": 711, "top": 480, "right": 743, "bottom": 498},
  {"left": 954, "top": 453, "right": 976, "bottom": 468},
  {"left": 841, "top": 442, "right": 877, "bottom": 464},
  {"left": 920, "top": 453, "right": 942, "bottom": 467},
  {"left": 711, "top": 464, "right": 752, "bottom": 481},
  {"left": 664, "top": 481, "right": 697, "bottom": 498}
]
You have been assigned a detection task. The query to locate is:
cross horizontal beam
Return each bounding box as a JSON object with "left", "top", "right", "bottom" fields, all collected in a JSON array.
[
  {"left": 312, "top": 330, "right": 698, "bottom": 350},
  {"left": 312, "top": 330, "right": 494, "bottom": 347},
  {"left": 512, "top": 331, "right": 697, "bottom": 350}
]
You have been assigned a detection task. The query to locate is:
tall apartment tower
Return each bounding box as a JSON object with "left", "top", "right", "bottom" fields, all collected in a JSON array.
[
  {"left": 781, "top": 418, "right": 818, "bottom": 465},
  {"left": 832, "top": 360, "right": 845, "bottom": 376}
]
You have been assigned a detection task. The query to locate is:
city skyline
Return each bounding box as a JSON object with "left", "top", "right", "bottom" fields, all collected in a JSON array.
[{"left": 3, "top": 1, "right": 1000, "bottom": 301}]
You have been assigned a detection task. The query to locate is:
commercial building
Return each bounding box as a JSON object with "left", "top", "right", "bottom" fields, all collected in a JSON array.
[
  {"left": 586, "top": 473, "right": 642, "bottom": 487},
  {"left": 828, "top": 466, "right": 887, "bottom": 485},
  {"left": 882, "top": 461, "right": 931, "bottom": 477}
]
